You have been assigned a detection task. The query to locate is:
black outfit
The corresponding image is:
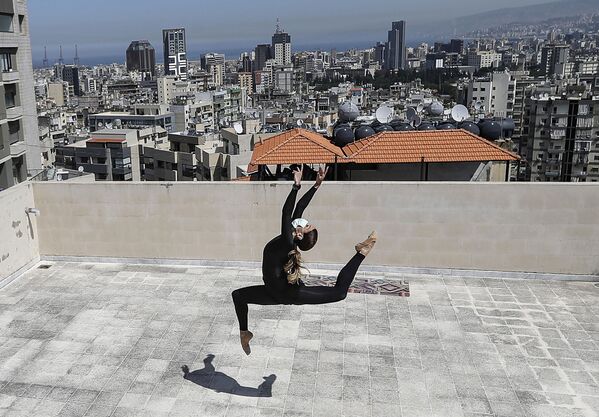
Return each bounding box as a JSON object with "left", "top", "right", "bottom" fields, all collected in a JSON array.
[{"left": 232, "top": 185, "right": 365, "bottom": 331}]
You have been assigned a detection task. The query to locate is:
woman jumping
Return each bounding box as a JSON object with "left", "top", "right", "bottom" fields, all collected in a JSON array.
[{"left": 231, "top": 166, "right": 377, "bottom": 355}]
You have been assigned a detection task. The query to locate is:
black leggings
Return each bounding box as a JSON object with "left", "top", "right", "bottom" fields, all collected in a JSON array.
[{"left": 232, "top": 253, "right": 365, "bottom": 331}]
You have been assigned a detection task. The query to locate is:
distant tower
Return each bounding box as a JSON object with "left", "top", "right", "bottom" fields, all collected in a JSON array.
[
  {"left": 126, "top": 40, "right": 156, "bottom": 79},
  {"left": 272, "top": 20, "right": 291, "bottom": 66},
  {"left": 385, "top": 21, "right": 406, "bottom": 71},
  {"left": 74, "top": 44, "right": 80, "bottom": 66},
  {"left": 58, "top": 45, "right": 64, "bottom": 65},
  {"left": 43, "top": 46, "right": 49, "bottom": 67},
  {"left": 162, "top": 28, "right": 188, "bottom": 80}
]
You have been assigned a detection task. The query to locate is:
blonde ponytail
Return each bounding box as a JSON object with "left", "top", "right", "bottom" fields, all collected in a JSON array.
[{"left": 284, "top": 245, "right": 305, "bottom": 285}]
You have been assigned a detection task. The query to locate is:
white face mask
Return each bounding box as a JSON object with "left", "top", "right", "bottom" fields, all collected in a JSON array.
[{"left": 292, "top": 218, "right": 309, "bottom": 229}]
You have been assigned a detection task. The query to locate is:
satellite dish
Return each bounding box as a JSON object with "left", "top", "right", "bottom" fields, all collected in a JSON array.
[
  {"left": 474, "top": 101, "right": 483, "bottom": 111},
  {"left": 296, "top": 119, "right": 305, "bottom": 128},
  {"left": 406, "top": 107, "right": 417, "bottom": 122},
  {"left": 233, "top": 122, "right": 244, "bottom": 134},
  {"left": 416, "top": 103, "right": 425, "bottom": 113},
  {"left": 412, "top": 115, "right": 422, "bottom": 127},
  {"left": 78, "top": 166, "right": 84, "bottom": 173},
  {"left": 451, "top": 105, "right": 470, "bottom": 122},
  {"left": 375, "top": 106, "right": 393, "bottom": 124}
]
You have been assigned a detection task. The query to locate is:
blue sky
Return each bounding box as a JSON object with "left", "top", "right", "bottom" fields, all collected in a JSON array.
[{"left": 29, "top": 0, "right": 552, "bottom": 65}]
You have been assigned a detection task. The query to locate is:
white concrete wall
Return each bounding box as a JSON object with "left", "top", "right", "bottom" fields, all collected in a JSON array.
[
  {"left": 0, "top": 183, "right": 39, "bottom": 285},
  {"left": 31, "top": 182, "right": 599, "bottom": 276}
]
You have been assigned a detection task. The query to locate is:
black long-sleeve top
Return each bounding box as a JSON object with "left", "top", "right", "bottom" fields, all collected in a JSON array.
[{"left": 262, "top": 185, "right": 318, "bottom": 293}]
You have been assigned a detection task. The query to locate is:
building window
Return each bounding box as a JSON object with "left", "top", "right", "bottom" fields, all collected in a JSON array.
[
  {"left": 4, "top": 83, "right": 16, "bottom": 108},
  {"left": 18, "top": 15, "right": 24, "bottom": 33},
  {"left": 0, "top": 52, "right": 13, "bottom": 72},
  {"left": 0, "top": 13, "right": 13, "bottom": 33},
  {"left": 8, "top": 120, "right": 21, "bottom": 144}
]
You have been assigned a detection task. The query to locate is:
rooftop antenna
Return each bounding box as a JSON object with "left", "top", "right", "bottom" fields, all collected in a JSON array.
[
  {"left": 58, "top": 45, "right": 64, "bottom": 65},
  {"left": 74, "top": 44, "right": 80, "bottom": 66},
  {"left": 275, "top": 18, "right": 281, "bottom": 34},
  {"left": 43, "top": 46, "right": 49, "bottom": 67}
]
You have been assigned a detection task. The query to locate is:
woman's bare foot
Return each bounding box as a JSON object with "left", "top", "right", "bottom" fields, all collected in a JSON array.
[
  {"left": 240, "top": 330, "right": 254, "bottom": 355},
  {"left": 355, "top": 231, "right": 377, "bottom": 256}
]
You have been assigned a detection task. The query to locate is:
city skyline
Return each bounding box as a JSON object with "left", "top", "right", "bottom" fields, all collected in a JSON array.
[{"left": 29, "top": 0, "right": 555, "bottom": 65}]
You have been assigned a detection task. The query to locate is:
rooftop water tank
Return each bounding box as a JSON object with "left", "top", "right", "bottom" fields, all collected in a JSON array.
[
  {"left": 333, "top": 125, "right": 355, "bottom": 145},
  {"left": 436, "top": 122, "right": 456, "bottom": 130},
  {"left": 338, "top": 102, "right": 360, "bottom": 122},
  {"left": 459, "top": 121, "right": 481, "bottom": 136},
  {"left": 374, "top": 124, "right": 394, "bottom": 133},
  {"left": 479, "top": 120, "right": 502, "bottom": 140},
  {"left": 418, "top": 122, "right": 435, "bottom": 131},
  {"left": 355, "top": 125, "right": 376, "bottom": 140},
  {"left": 394, "top": 123, "right": 415, "bottom": 131}
]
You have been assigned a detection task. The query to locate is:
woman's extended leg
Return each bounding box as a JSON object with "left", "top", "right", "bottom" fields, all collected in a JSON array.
[
  {"left": 294, "top": 232, "right": 377, "bottom": 305},
  {"left": 294, "top": 252, "right": 365, "bottom": 304},
  {"left": 232, "top": 285, "right": 285, "bottom": 355},
  {"left": 232, "top": 285, "right": 279, "bottom": 332}
]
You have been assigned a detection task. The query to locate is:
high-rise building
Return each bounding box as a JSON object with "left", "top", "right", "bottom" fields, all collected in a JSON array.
[
  {"left": 126, "top": 40, "right": 156, "bottom": 79},
  {"left": 62, "top": 65, "right": 80, "bottom": 96},
  {"left": 0, "top": 0, "right": 42, "bottom": 189},
  {"left": 241, "top": 54, "right": 252, "bottom": 73},
  {"left": 201, "top": 53, "right": 225, "bottom": 87},
  {"left": 374, "top": 42, "right": 386, "bottom": 66},
  {"left": 272, "top": 23, "right": 292, "bottom": 66},
  {"left": 540, "top": 44, "right": 569, "bottom": 78},
  {"left": 522, "top": 96, "right": 599, "bottom": 182},
  {"left": 385, "top": 21, "right": 406, "bottom": 71},
  {"left": 162, "top": 28, "right": 188, "bottom": 80},
  {"left": 254, "top": 44, "right": 271, "bottom": 71}
]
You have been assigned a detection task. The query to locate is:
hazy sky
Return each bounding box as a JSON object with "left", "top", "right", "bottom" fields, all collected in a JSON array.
[{"left": 29, "top": 0, "right": 552, "bottom": 64}]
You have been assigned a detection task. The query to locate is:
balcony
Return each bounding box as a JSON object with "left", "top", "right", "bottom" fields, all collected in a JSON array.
[
  {"left": 79, "top": 163, "right": 108, "bottom": 174},
  {"left": 9, "top": 140, "right": 26, "bottom": 156},
  {"left": 0, "top": 70, "right": 19, "bottom": 82},
  {"left": 5, "top": 104, "right": 22, "bottom": 120},
  {"left": 544, "top": 170, "right": 560, "bottom": 177}
]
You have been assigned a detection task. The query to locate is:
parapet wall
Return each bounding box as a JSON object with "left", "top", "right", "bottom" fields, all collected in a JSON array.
[
  {"left": 0, "top": 183, "right": 39, "bottom": 286},
  {"left": 31, "top": 181, "right": 599, "bottom": 277}
]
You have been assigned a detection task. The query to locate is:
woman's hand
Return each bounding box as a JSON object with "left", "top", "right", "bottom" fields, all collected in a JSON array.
[
  {"left": 314, "top": 166, "right": 328, "bottom": 189},
  {"left": 293, "top": 166, "right": 303, "bottom": 186}
]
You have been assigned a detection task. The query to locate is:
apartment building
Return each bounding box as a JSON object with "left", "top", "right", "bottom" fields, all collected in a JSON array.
[
  {"left": 0, "top": 0, "right": 40, "bottom": 189},
  {"left": 523, "top": 96, "right": 599, "bottom": 182},
  {"left": 55, "top": 130, "right": 142, "bottom": 181},
  {"left": 467, "top": 51, "right": 502, "bottom": 70},
  {"left": 467, "top": 71, "right": 516, "bottom": 118}
]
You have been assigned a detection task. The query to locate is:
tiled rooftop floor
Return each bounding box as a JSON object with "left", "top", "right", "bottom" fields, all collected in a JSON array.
[{"left": 0, "top": 262, "right": 598, "bottom": 417}]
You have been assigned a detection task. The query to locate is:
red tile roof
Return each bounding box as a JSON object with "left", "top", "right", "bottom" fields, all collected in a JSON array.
[
  {"left": 250, "top": 128, "right": 346, "bottom": 167},
  {"left": 248, "top": 129, "right": 519, "bottom": 173},
  {"left": 342, "top": 130, "right": 520, "bottom": 163}
]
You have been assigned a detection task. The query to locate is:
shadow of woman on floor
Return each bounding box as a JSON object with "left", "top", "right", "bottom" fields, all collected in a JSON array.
[{"left": 182, "top": 354, "right": 276, "bottom": 397}]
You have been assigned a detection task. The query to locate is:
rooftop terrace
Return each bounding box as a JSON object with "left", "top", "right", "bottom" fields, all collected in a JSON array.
[
  {"left": 1, "top": 181, "right": 599, "bottom": 416},
  {"left": 1, "top": 261, "right": 599, "bottom": 417}
]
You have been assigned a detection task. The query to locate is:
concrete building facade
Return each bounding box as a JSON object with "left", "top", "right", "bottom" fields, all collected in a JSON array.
[
  {"left": 467, "top": 71, "right": 516, "bottom": 118},
  {"left": 523, "top": 96, "right": 599, "bottom": 182},
  {"left": 0, "top": 0, "right": 40, "bottom": 189}
]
